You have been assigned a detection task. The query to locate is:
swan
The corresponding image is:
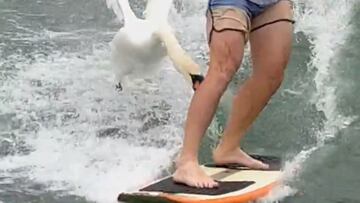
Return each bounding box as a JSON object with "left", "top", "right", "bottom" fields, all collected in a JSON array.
[{"left": 106, "top": 0, "right": 204, "bottom": 91}]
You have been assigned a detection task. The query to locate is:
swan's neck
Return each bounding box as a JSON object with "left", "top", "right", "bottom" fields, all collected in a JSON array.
[{"left": 156, "top": 25, "right": 201, "bottom": 84}]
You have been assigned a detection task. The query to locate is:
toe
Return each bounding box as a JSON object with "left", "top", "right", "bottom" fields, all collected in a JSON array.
[
  {"left": 196, "top": 182, "right": 202, "bottom": 188},
  {"left": 256, "top": 161, "right": 269, "bottom": 169},
  {"left": 212, "top": 180, "right": 219, "bottom": 188}
]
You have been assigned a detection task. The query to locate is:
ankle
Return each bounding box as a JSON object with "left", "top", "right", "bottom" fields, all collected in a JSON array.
[
  {"left": 216, "top": 133, "right": 246, "bottom": 151},
  {"left": 215, "top": 142, "right": 238, "bottom": 154},
  {"left": 176, "top": 154, "right": 198, "bottom": 167}
]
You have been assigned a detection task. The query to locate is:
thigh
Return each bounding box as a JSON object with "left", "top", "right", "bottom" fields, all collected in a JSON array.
[
  {"left": 249, "top": 0, "right": 294, "bottom": 75},
  {"left": 207, "top": 30, "right": 246, "bottom": 78},
  {"left": 206, "top": 8, "right": 248, "bottom": 78}
]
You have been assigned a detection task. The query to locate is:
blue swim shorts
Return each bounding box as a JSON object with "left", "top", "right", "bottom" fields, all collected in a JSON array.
[
  {"left": 206, "top": 0, "right": 294, "bottom": 42},
  {"left": 209, "top": 0, "right": 279, "bottom": 19}
]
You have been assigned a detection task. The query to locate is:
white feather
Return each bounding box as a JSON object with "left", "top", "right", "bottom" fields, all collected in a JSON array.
[{"left": 108, "top": 0, "right": 201, "bottom": 89}]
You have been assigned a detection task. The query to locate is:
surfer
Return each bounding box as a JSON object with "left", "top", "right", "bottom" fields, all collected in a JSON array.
[{"left": 173, "top": 0, "right": 294, "bottom": 188}]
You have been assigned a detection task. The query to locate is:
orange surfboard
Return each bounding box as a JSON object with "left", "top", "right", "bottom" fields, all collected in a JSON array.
[{"left": 118, "top": 155, "right": 282, "bottom": 203}]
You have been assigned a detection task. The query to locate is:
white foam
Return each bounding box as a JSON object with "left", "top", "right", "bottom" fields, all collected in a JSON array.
[
  {"left": 294, "top": 0, "right": 357, "bottom": 132},
  {"left": 2, "top": 1, "right": 206, "bottom": 202},
  {"left": 2, "top": 128, "right": 175, "bottom": 202},
  {"left": 0, "top": 44, "right": 192, "bottom": 203},
  {"left": 260, "top": 0, "right": 357, "bottom": 201},
  {"left": 0, "top": 5, "right": 205, "bottom": 203},
  {"left": 295, "top": 0, "right": 356, "bottom": 150}
]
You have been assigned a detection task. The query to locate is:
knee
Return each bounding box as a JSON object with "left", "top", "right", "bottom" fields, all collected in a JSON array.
[
  {"left": 207, "top": 52, "right": 241, "bottom": 86},
  {"left": 205, "top": 32, "right": 244, "bottom": 89},
  {"left": 270, "top": 70, "right": 285, "bottom": 90},
  {"left": 254, "top": 66, "right": 285, "bottom": 92},
  {"left": 207, "top": 66, "right": 236, "bottom": 86}
]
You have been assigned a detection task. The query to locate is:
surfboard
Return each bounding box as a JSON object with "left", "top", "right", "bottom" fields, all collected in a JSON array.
[{"left": 118, "top": 155, "right": 282, "bottom": 203}]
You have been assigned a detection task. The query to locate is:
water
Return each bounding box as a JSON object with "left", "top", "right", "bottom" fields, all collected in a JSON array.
[{"left": 0, "top": 0, "right": 359, "bottom": 203}]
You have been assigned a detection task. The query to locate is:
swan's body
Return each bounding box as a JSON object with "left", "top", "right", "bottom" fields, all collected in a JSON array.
[
  {"left": 106, "top": 0, "right": 203, "bottom": 90},
  {"left": 110, "top": 19, "right": 166, "bottom": 81}
]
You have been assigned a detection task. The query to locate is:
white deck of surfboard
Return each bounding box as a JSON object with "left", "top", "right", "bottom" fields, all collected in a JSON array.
[
  {"left": 131, "top": 165, "right": 282, "bottom": 200},
  {"left": 175, "top": 166, "right": 281, "bottom": 200}
]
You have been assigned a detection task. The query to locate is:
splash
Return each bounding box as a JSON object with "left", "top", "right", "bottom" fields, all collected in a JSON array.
[
  {"left": 0, "top": 0, "right": 212, "bottom": 202},
  {"left": 260, "top": 0, "right": 357, "bottom": 201},
  {"left": 295, "top": 0, "right": 357, "bottom": 143},
  {"left": 0, "top": 44, "right": 191, "bottom": 203}
]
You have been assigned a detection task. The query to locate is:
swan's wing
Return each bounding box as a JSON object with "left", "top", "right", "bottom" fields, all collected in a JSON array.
[
  {"left": 144, "top": 0, "right": 172, "bottom": 25},
  {"left": 105, "top": 0, "right": 124, "bottom": 22},
  {"left": 105, "top": 0, "right": 137, "bottom": 24}
]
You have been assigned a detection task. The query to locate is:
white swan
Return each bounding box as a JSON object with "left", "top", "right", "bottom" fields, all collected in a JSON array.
[{"left": 106, "top": 0, "right": 204, "bottom": 91}]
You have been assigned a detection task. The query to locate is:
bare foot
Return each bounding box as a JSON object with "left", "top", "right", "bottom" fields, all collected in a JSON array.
[
  {"left": 173, "top": 160, "right": 219, "bottom": 188},
  {"left": 213, "top": 147, "right": 269, "bottom": 169}
]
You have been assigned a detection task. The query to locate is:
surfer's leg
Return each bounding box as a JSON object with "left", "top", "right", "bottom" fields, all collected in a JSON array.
[
  {"left": 173, "top": 7, "right": 248, "bottom": 188},
  {"left": 213, "top": 0, "right": 293, "bottom": 168}
]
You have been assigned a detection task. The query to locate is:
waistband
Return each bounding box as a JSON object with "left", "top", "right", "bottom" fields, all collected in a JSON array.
[{"left": 208, "top": 0, "right": 280, "bottom": 18}]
